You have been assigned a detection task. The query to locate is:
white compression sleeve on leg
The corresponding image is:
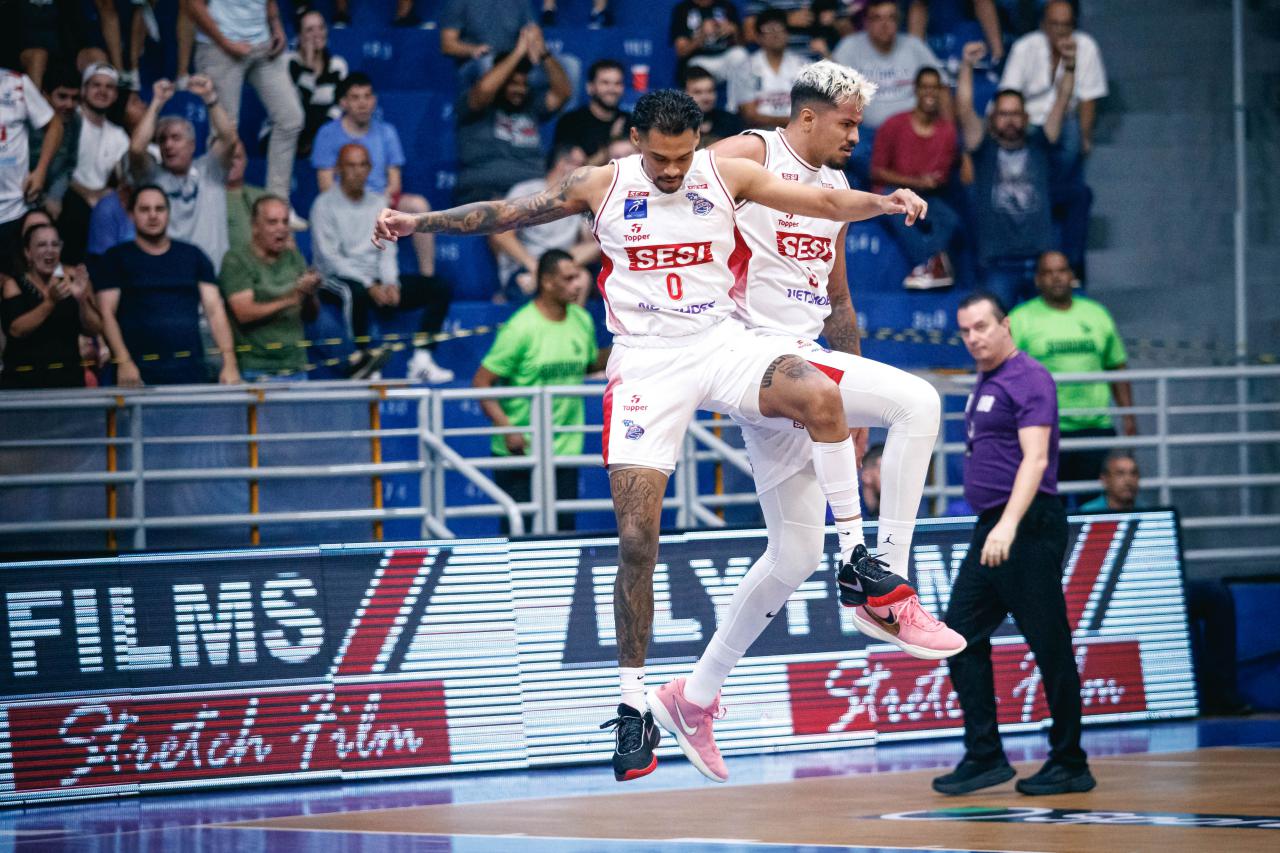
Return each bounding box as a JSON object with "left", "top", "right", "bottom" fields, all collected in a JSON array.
[
  {"left": 810, "top": 436, "right": 863, "bottom": 563},
  {"left": 685, "top": 472, "right": 827, "bottom": 708}
]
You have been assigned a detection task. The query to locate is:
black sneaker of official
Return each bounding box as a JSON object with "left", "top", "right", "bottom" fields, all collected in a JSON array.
[
  {"left": 932, "top": 759, "right": 1017, "bottom": 795},
  {"left": 836, "top": 544, "right": 916, "bottom": 608},
  {"left": 600, "top": 703, "right": 660, "bottom": 782},
  {"left": 1015, "top": 761, "right": 1096, "bottom": 796}
]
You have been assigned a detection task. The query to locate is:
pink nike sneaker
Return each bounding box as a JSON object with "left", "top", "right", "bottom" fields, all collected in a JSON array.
[
  {"left": 851, "top": 595, "right": 967, "bottom": 660},
  {"left": 647, "top": 678, "right": 728, "bottom": 783}
]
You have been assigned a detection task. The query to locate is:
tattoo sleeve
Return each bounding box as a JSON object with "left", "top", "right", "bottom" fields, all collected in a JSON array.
[
  {"left": 823, "top": 278, "right": 862, "bottom": 356},
  {"left": 609, "top": 467, "right": 666, "bottom": 668},
  {"left": 415, "top": 166, "right": 593, "bottom": 235}
]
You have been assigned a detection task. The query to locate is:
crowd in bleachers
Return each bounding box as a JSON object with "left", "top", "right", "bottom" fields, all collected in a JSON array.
[{"left": 0, "top": 0, "right": 1109, "bottom": 390}]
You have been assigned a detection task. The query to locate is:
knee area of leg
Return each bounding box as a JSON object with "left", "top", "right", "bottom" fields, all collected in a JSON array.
[
  {"left": 770, "top": 523, "right": 826, "bottom": 583},
  {"left": 900, "top": 376, "right": 942, "bottom": 427},
  {"left": 617, "top": 526, "right": 658, "bottom": 564},
  {"left": 805, "top": 384, "right": 847, "bottom": 432}
]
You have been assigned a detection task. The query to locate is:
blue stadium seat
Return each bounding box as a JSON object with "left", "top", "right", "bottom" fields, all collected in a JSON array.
[
  {"left": 435, "top": 234, "right": 499, "bottom": 301},
  {"left": 327, "top": 26, "right": 458, "bottom": 95}
]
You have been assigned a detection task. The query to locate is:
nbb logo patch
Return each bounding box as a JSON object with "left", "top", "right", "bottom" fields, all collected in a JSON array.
[
  {"left": 776, "top": 233, "right": 833, "bottom": 263},
  {"left": 625, "top": 241, "right": 714, "bottom": 271}
]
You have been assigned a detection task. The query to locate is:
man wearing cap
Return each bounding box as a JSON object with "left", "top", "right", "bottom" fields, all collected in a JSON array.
[{"left": 58, "top": 62, "right": 129, "bottom": 264}]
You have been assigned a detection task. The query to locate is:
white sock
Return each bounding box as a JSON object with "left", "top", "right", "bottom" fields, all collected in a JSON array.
[
  {"left": 877, "top": 517, "right": 915, "bottom": 576},
  {"left": 811, "top": 437, "right": 864, "bottom": 562},
  {"left": 620, "top": 667, "right": 646, "bottom": 712}
]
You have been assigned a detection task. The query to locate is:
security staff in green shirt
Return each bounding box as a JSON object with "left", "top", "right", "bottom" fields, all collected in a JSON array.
[
  {"left": 1010, "top": 251, "right": 1136, "bottom": 501},
  {"left": 474, "top": 249, "right": 609, "bottom": 533}
]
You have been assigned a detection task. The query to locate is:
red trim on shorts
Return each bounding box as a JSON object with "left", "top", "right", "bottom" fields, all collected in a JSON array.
[
  {"left": 727, "top": 225, "right": 752, "bottom": 307},
  {"left": 601, "top": 377, "right": 618, "bottom": 467},
  {"left": 809, "top": 360, "right": 845, "bottom": 385}
]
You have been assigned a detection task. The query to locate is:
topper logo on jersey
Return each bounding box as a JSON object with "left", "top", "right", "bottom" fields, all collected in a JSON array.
[
  {"left": 686, "top": 192, "right": 714, "bottom": 216},
  {"left": 624, "top": 198, "right": 648, "bottom": 220},
  {"left": 625, "top": 223, "right": 648, "bottom": 243},
  {"left": 776, "top": 233, "right": 833, "bottom": 263},
  {"left": 625, "top": 241, "right": 714, "bottom": 271}
]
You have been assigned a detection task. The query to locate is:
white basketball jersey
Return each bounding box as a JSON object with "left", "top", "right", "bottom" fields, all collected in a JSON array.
[
  {"left": 731, "top": 130, "right": 849, "bottom": 340},
  {"left": 593, "top": 150, "right": 749, "bottom": 342}
]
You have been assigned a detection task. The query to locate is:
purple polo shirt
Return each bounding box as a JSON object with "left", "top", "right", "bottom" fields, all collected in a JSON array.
[{"left": 963, "top": 350, "right": 1060, "bottom": 513}]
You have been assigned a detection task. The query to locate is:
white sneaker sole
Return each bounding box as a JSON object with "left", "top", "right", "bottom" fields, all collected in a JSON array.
[
  {"left": 645, "top": 687, "right": 728, "bottom": 783},
  {"left": 850, "top": 609, "right": 967, "bottom": 660}
]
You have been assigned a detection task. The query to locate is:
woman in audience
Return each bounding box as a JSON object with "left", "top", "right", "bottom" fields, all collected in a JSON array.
[
  {"left": 287, "top": 9, "right": 348, "bottom": 158},
  {"left": 0, "top": 223, "right": 102, "bottom": 389}
]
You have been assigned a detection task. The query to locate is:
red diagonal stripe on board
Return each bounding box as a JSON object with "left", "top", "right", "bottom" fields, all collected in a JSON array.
[
  {"left": 1064, "top": 520, "right": 1118, "bottom": 631},
  {"left": 335, "top": 552, "right": 427, "bottom": 675}
]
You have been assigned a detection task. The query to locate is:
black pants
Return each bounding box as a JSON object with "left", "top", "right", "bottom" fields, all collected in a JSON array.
[
  {"left": 1185, "top": 578, "right": 1249, "bottom": 713},
  {"left": 56, "top": 188, "right": 93, "bottom": 266},
  {"left": 944, "top": 493, "right": 1087, "bottom": 770},
  {"left": 331, "top": 274, "right": 452, "bottom": 349},
  {"left": 1058, "top": 426, "right": 1115, "bottom": 506},
  {"left": 494, "top": 463, "right": 579, "bottom": 535}
]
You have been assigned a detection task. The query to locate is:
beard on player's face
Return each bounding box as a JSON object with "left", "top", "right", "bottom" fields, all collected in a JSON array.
[{"left": 636, "top": 129, "right": 699, "bottom": 194}]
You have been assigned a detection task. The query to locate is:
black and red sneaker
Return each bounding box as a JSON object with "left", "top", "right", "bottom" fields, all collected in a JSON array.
[
  {"left": 837, "top": 544, "right": 916, "bottom": 608},
  {"left": 600, "top": 703, "right": 661, "bottom": 781}
]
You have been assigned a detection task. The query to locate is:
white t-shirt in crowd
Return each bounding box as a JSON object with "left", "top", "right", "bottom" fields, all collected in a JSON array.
[
  {"left": 728, "top": 50, "right": 808, "bottom": 117},
  {"left": 71, "top": 107, "right": 129, "bottom": 193},
  {"left": 831, "top": 32, "right": 943, "bottom": 128},
  {"left": 0, "top": 71, "right": 54, "bottom": 224},
  {"left": 999, "top": 30, "right": 1108, "bottom": 125},
  {"left": 196, "top": 0, "right": 270, "bottom": 47}
]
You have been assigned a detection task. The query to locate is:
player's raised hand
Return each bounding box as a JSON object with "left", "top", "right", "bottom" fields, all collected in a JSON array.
[
  {"left": 880, "top": 189, "right": 928, "bottom": 226},
  {"left": 372, "top": 208, "right": 418, "bottom": 249}
]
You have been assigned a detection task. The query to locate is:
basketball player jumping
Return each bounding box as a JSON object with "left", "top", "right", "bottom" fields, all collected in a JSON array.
[
  {"left": 646, "top": 62, "right": 965, "bottom": 784},
  {"left": 373, "top": 89, "right": 928, "bottom": 783}
]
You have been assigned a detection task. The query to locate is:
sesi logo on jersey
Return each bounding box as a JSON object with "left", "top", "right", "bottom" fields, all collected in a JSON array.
[
  {"left": 775, "top": 233, "right": 833, "bottom": 262},
  {"left": 625, "top": 241, "right": 714, "bottom": 271}
]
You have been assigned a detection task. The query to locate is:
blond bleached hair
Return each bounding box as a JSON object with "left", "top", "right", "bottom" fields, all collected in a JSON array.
[{"left": 790, "top": 60, "right": 878, "bottom": 115}]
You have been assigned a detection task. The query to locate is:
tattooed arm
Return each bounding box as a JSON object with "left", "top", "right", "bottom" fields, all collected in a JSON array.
[
  {"left": 372, "top": 165, "right": 608, "bottom": 248},
  {"left": 822, "top": 225, "right": 868, "bottom": 459}
]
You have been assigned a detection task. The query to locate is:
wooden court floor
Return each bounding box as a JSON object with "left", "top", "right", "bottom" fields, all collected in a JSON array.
[{"left": 229, "top": 746, "right": 1280, "bottom": 852}]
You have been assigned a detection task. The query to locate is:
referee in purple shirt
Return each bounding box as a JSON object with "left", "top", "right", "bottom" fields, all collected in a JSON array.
[{"left": 933, "top": 292, "right": 1095, "bottom": 797}]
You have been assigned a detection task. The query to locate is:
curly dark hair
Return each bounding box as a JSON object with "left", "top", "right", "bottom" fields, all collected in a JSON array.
[{"left": 631, "top": 89, "right": 703, "bottom": 137}]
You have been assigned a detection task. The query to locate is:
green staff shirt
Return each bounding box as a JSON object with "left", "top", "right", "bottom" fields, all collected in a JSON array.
[
  {"left": 481, "top": 302, "right": 598, "bottom": 456},
  {"left": 1010, "top": 295, "right": 1127, "bottom": 433},
  {"left": 219, "top": 245, "right": 309, "bottom": 373}
]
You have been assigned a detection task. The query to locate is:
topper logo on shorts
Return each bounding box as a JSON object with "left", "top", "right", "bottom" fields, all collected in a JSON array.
[
  {"left": 622, "top": 419, "right": 645, "bottom": 440},
  {"left": 625, "top": 241, "right": 714, "bottom": 271},
  {"left": 776, "top": 233, "right": 833, "bottom": 262},
  {"left": 686, "top": 192, "right": 714, "bottom": 216},
  {"left": 624, "top": 198, "right": 648, "bottom": 220}
]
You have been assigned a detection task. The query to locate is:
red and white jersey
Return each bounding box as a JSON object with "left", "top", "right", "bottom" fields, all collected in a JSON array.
[
  {"left": 593, "top": 150, "right": 750, "bottom": 343},
  {"left": 731, "top": 129, "right": 848, "bottom": 340}
]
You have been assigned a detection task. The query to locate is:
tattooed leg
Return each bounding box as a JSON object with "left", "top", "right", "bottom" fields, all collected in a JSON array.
[
  {"left": 609, "top": 466, "right": 668, "bottom": 668},
  {"left": 757, "top": 355, "right": 849, "bottom": 442}
]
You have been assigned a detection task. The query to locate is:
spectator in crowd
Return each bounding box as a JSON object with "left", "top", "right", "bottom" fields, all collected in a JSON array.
[
  {"left": 219, "top": 195, "right": 319, "bottom": 380},
  {"left": 186, "top": 0, "right": 305, "bottom": 215},
  {"left": 1079, "top": 450, "right": 1142, "bottom": 512},
  {"left": 14, "top": 0, "right": 79, "bottom": 89},
  {"left": 832, "top": 0, "right": 944, "bottom": 131},
  {"left": 684, "top": 65, "right": 743, "bottom": 148},
  {"left": 312, "top": 73, "right": 435, "bottom": 276},
  {"left": 455, "top": 26, "right": 571, "bottom": 205},
  {"left": 1010, "top": 250, "right": 1135, "bottom": 498},
  {"left": 128, "top": 76, "right": 235, "bottom": 271},
  {"left": 870, "top": 66, "right": 959, "bottom": 289},
  {"left": 730, "top": 9, "right": 807, "bottom": 128},
  {"left": 489, "top": 144, "right": 597, "bottom": 303},
  {"left": 311, "top": 143, "right": 455, "bottom": 384},
  {"left": 95, "top": 184, "right": 238, "bottom": 386},
  {"left": 860, "top": 442, "right": 884, "bottom": 521},
  {"left": 473, "top": 248, "right": 608, "bottom": 533},
  {"left": 936, "top": 290, "right": 1094, "bottom": 797},
  {"left": 29, "top": 66, "right": 80, "bottom": 220},
  {"left": 86, "top": 162, "right": 135, "bottom": 264},
  {"left": 59, "top": 62, "right": 129, "bottom": 266},
  {"left": 440, "top": 0, "right": 536, "bottom": 65},
  {"left": 999, "top": 0, "right": 1106, "bottom": 183},
  {"left": 0, "top": 66, "right": 62, "bottom": 275},
  {"left": 744, "top": 1, "right": 843, "bottom": 57},
  {"left": 286, "top": 8, "right": 347, "bottom": 158},
  {"left": 0, "top": 222, "right": 101, "bottom": 388},
  {"left": 957, "top": 41, "right": 1073, "bottom": 307},
  {"left": 907, "top": 0, "right": 1005, "bottom": 64},
  {"left": 221, "top": 141, "right": 266, "bottom": 258},
  {"left": 670, "top": 0, "right": 749, "bottom": 83},
  {"left": 540, "top": 0, "right": 613, "bottom": 29},
  {"left": 95, "top": 0, "right": 168, "bottom": 91},
  {"left": 552, "top": 59, "right": 628, "bottom": 165}
]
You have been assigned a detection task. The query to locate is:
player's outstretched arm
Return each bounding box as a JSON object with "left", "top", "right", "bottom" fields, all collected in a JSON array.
[
  {"left": 716, "top": 155, "right": 927, "bottom": 226},
  {"left": 372, "top": 165, "right": 605, "bottom": 248}
]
